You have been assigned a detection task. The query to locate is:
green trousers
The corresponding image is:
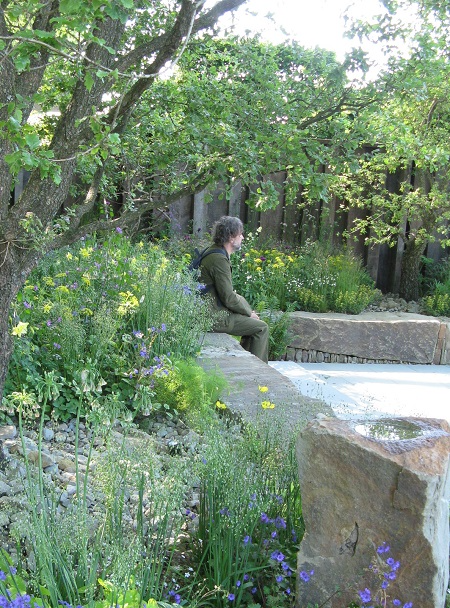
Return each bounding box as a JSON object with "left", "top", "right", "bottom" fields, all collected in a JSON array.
[{"left": 213, "top": 312, "right": 269, "bottom": 363}]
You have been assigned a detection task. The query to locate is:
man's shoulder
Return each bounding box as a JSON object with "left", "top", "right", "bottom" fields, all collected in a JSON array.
[{"left": 202, "top": 246, "right": 229, "bottom": 263}]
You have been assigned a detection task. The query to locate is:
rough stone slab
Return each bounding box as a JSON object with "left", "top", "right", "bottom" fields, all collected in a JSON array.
[
  {"left": 288, "top": 311, "right": 441, "bottom": 364},
  {"left": 197, "top": 333, "right": 334, "bottom": 433},
  {"left": 442, "top": 322, "right": 450, "bottom": 364},
  {"left": 296, "top": 416, "right": 450, "bottom": 608}
]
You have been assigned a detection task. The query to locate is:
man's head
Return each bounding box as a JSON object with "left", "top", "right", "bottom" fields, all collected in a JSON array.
[{"left": 212, "top": 216, "right": 244, "bottom": 251}]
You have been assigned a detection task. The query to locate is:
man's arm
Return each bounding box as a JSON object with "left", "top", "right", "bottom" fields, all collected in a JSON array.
[{"left": 208, "top": 254, "right": 253, "bottom": 316}]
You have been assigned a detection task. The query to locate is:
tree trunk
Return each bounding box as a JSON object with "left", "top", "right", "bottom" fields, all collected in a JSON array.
[{"left": 399, "top": 238, "right": 426, "bottom": 301}]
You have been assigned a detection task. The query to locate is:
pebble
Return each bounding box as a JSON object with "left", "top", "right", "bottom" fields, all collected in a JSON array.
[{"left": 0, "top": 413, "right": 204, "bottom": 560}]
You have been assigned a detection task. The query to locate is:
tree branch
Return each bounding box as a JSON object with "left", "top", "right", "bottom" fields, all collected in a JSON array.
[{"left": 116, "top": 0, "right": 248, "bottom": 73}]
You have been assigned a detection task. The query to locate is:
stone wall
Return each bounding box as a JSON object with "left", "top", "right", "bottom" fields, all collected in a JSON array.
[{"left": 286, "top": 311, "right": 450, "bottom": 365}]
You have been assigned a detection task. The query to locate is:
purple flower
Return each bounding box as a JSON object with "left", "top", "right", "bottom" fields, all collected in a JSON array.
[
  {"left": 275, "top": 516, "right": 286, "bottom": 529},
  {"left": 381, "top": 580, "right": 389, "bottom": 589},
  {"left": 227, "top": 593, "right": 235, "bottom": 601},
  {"left": 243, "top": 535, "right": 251, "bottom": 545},
  {"left": 236, "top": 580, "right": 241, "bottom": 588},
  {"left": 161, "top": 323, "right": 166, "bottom": 331},
  {"left": 271, "top": 531, "right": 277, "bottom": 538},
  {"left": 276, "top": 575, "right": 283, "bottom": 583},
  {"left": 0, "top": 571, "right": 6, "bottom": 581},
  {"left": 299, "top": 571, "right": 311, "bottom": 582},
  {"left": 243, "top": 574, "right": 249, "bottom": 581},
  {"left": 174, "top": 594, "right": 181, "bottom": 604},
  {"left": 115, "top": 227, "right": 123, "bottom": 234},
  {"left": 260, "top": 512, "right": 269, "bottom": 523},
  {"left": 377, "top": 542, "right": 390, "bottom": 554},
  {"left": 393, "top": 601, "right": 401, "bottom": 607},
  {"left": 9, "top": 568, "right": 16, "bottom": 576},
  {"left": 23, "top": 301, "right": 32, "bottom": 309},
  {"left": 251, "top": 588, "right": 257, "bottom": 595},
  {"left": 358, "top": 588, "right": 372, "bottom": 603},
  {"left": 281, "top": 561, "right": 291, "bottom": 571},
  {"left": 285, "top": 588, "right": 291, "bottom": 595},
  {"left": 53, "top": 343, "right": 61, "bottom": 349},
  {"left": 403, "top": 603, "right": 413, "bottom": 608},
  {"left": 46, "top": 320, "right": 52, "bottom": 327}
]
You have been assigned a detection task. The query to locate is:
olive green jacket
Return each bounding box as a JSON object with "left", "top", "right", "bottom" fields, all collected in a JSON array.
[{"left": 198, "top": 246, "right": 252, "bottom": 317}]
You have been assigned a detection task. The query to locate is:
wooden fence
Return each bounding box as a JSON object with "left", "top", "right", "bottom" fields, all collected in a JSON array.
[{"left": 168, "top": 170, "right": 450, "bottom": 294}]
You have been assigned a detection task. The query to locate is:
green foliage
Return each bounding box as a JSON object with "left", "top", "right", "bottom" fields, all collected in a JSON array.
[
  {"left": 190, "top": 417, "right": 302, "bottom": 608},
  {"left": 5, "top": 233, "right": 213, "bottom": 420},
  {"left": 151, "top": 359, "right": 228, "bottom": 426},
  {"left": 422, "top": 281, "right": 450, "bottom": 317}
]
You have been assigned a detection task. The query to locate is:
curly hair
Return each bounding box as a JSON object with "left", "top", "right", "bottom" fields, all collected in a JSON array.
[{"left": 211, "top": 216, "right": 244, "bottom": 246}]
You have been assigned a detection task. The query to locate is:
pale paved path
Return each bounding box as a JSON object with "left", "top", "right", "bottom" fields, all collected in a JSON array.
[{"left": 270, "top": 360, "right": 450, "bottom": 423}]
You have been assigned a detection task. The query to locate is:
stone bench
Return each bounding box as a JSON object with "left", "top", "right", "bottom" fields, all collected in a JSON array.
[{"left": 287, "top": 311, "right": 450, "bottom": 365}]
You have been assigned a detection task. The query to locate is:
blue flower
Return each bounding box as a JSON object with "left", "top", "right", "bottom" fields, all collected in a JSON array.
[
  {"left": 274, "top": 516, "right": 286, "bottom": 529},
  {"left": 377, "top": 542, "right": 390, "bottom": 554},
  {"left": 115, "top": 227, "right": 123, "bottom": 234},
  {"left": 403, "top": 603, "right": 413, "bottom": 608},
  {"left": 227, "top": 593, "right": 235, "bottom": 601},
  {"left": 285, "top": 588, "right": 291, "bottom": 595},
  {"left": 243, "top": 535, "right": 251, "bottom": 545},
  {"left": 393, "top": 601, "right": 401, "bottom": 607},
  {"left": 0, "top": 572, "right": 6, "bottom": 581},
  {"left": 281, "top": 561, "right": 291, "bottom": 571},
  {"left": 174, "top": 595, "right": 181, "bottom": 604},
  {"left": 236, "top": 580, "right": 241, "bottom": 588},
  {"left": 381, "top": 580, "right": 389, "bottom": 589},
  {"left": 299, "top": 571, "right": 311, "bottom": 582},
  {"left": 358, "top": 588, "right": 372, "bottom": 603},
  {"left": 161, "top": 323, "right": 167, "bottom": 331},
  {"left": 261, "top": 512, "right": 269, "bottom": 523},
  {"left": 276, "top": 575, "right": 283, "bottom": 583}
]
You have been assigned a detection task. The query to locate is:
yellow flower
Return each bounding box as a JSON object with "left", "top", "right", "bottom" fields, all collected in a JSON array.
[
  {"left": 55, "top": 285, "right": 70, "bottom": 295},
  {"left": 258, "top": 386, "right": 268, "bottom": 393},
  {"left": 66, "top": 252, "right": 73, "bottom": 260},
  {"left": 261, "top": 401, "right": 276, "bottom": 410},
  {"left": 215, "top": 400, "right": 227, "bottom": 410},
  {"left": 11, "top": 322, "right": 29, "bottom": 337},
  {"left": 79, "top": 247, "right": 93, "bottom": 258}
]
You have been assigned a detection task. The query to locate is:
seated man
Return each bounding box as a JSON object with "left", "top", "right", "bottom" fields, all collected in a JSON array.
[{"left": 199, "top": 215, "right": 269, "bottom": 363}]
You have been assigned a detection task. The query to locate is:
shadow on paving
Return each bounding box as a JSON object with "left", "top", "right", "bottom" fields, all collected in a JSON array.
[{"left": 197, "top": 333, "right": 334, "bottom": 432}]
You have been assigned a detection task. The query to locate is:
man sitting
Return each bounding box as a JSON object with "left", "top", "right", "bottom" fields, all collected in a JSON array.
[{"left": 198, "top": 216, "right": 269, "bottom": 363}]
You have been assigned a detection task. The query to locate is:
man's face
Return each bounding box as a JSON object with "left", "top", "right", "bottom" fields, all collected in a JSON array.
[{"left": 231, "top": 231, "right": 244, "bottom": 252}]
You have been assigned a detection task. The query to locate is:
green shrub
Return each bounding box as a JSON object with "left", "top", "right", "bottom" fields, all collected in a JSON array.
[
  {"left": 422, "top": 281, "right": 450, "bottom": 317},
  {"left": 151, "top": 358, "right": 228, "bottom": 426}
]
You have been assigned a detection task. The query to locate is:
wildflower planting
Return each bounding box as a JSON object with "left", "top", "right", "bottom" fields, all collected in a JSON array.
[
  {"left": 4, "top": 232, "right": 214, "bottom": 423},
  {"left": 1, "top": 230, "right": 420, "bottom": 608},
  {"left": 230, "top": 234, "right": 380, "bottom": 315}
]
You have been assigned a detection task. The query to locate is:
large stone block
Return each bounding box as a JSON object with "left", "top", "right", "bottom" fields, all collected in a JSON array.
[
  {"left": 296, "top": 416, "right": 450, "bottom": 608},
  {"left": 288, "top": 311, "right": 441, "bottom": 363}
]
